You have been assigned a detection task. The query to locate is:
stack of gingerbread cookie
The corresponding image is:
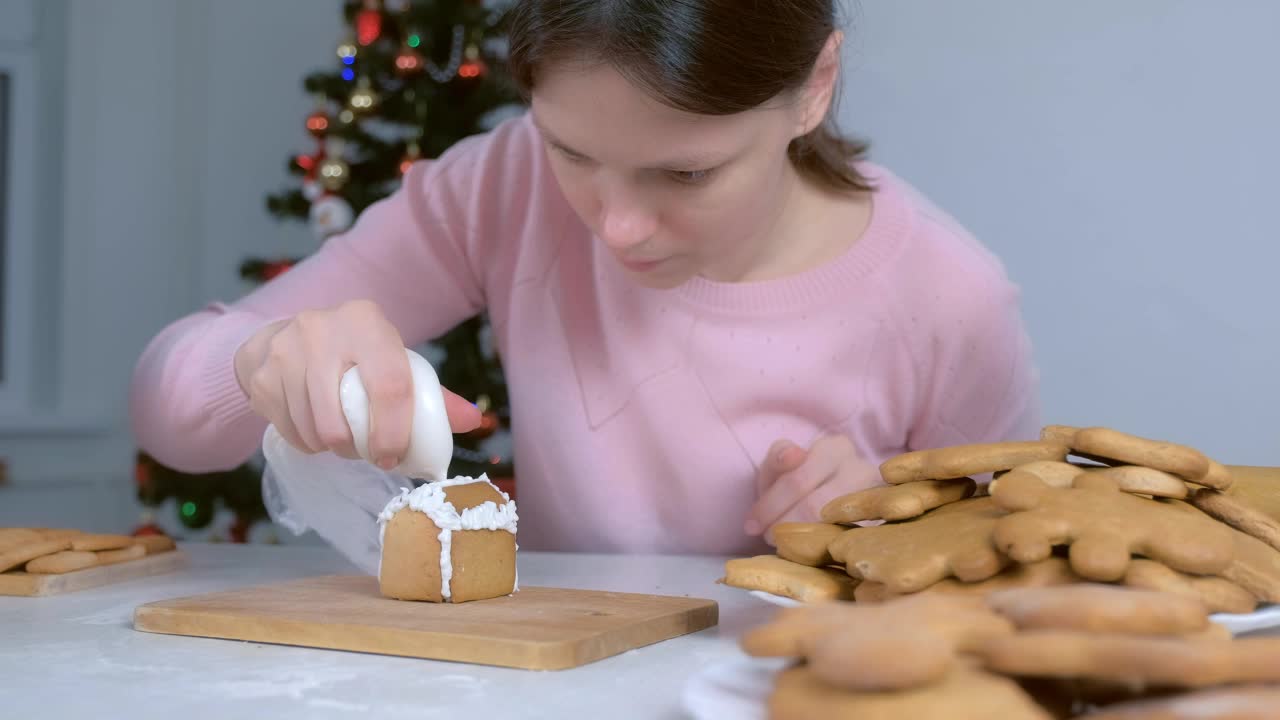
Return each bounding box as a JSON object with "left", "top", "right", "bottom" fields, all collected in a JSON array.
[
  {"left": 743, "top": 583, "right": 1280, "bottom": 718},
  {"left": 721, "top": 425, "right": 1280, "bottom": 717},
  {"left": 0, "top": 527, "right": 175, "bottom": 576}
]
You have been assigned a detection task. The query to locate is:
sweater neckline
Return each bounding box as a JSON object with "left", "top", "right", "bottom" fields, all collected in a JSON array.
[{"left": 673, "top": 163, "right": 912, "bottom": 315}]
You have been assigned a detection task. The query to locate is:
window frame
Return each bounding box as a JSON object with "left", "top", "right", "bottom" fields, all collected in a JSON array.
[{"left": 0, "top": 47, "right": 37, "bottom": 415}]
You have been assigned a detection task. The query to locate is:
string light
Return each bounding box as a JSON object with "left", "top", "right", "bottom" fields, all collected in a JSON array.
[{"left": 425, "top": 25, "right": 467, "bottom": 83}]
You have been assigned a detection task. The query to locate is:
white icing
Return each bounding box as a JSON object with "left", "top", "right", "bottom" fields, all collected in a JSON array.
[
  {"left": 340, "top": 347, "right": 454, "bottom": 482},
  {"left": 376, "top": 474, "right": 518, "bottom": 601}
]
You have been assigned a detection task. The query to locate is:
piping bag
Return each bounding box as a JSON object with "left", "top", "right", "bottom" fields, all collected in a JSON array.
[{"left": 261, "top": 348, "right": 454, "bottom": 575}]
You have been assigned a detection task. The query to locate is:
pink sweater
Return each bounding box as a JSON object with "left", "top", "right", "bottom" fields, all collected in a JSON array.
[{"left": 130, "top": 113, "right": 1040, "bottom": 556}]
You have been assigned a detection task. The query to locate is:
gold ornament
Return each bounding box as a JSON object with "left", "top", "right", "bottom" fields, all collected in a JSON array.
[
  {"left": 318, "top": 157, "right": 350, "bottom": 191},
  {"left": 337, "top": 34, "right": 358, "bottom": 61},
  {"left": 348, "top": 76, "right": 378, "bottom": 113}
]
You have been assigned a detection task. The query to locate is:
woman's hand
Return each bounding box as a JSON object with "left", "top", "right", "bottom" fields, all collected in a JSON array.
[
  {"left": 233, "top": 299, "right": 481, "bottom": 468},
  {"left": 746, "top": 434, "right": 881, "bottom": 542}
]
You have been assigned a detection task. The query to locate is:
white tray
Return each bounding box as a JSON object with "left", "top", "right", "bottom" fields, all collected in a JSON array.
[{"left": 681, "top": 652, "right": 782, "bottom": 720}]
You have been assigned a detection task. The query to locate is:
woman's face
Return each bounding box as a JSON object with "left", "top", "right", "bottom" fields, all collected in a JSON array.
[{"left": 531, "top": 62, "right": 811, "bottom": 288}]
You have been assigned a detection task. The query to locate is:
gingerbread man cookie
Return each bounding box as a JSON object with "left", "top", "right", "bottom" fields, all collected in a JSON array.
[
  {"left": 854, "top": 557, "right": 1083, "bottom": 604},
  {"left": 720, "top": 554, "right": 856, "bottom": 603},
  {"left": 767, "top": 663, "right": 1054, "bottom": 720},
  {"left": 991, "top": 463, "right": 1188, "bottom": 499},
  {"left": 772, "top": 522, "right": 845, "bottom": 567},
  {"left": 1122, "top": 558, "right": 1258, "bottom": 615},
  {"left": 742, "top": 593, "right": 1013, "bottom": 691},
  {"left": 984, "top": 584, "right": 1209, "bottom": 636},
  {"left": 1069, "top": 427, "right": 1224, "bottom": 488},
  {"left": 880, "top": 442, "right": 1069, "bottom": 485},
  {"left": 977, "top": 632, "right": 1280, "bottom": 688},
  {"left": 1189, "top": 487, "right": 1280, "bottom": 553},
  {"left": 821, "top": 478, "right": 976, "bottom": 524},
  {"left": 991, "top": 472, "right": 1235, "bottom": 582},
  {"left": 829, "top": 497, "right": 1009, "bottom": 593}
]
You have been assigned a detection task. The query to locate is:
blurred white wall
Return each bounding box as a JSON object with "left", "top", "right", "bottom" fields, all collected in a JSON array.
[
  {"left": 0, "top": 0, "right": 343, "bottom": 535},
  {"left": 838, "top": 0, "right": 1279, "bottom": 464}
]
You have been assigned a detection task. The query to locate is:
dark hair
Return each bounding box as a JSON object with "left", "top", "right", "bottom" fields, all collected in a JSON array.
[{"left": 505, "top": 0, "right": 873, "bottom": 193}]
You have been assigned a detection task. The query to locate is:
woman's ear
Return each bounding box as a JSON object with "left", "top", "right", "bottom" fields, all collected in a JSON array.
[{"left": 796, "top": 30, "right": 843, "bottom": 138}]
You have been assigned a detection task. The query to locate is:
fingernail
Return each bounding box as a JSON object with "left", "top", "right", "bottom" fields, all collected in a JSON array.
[
  {"left": 378, "top": 456, "right": 398, "bottom": 470},
  {"left": 744, "top": 519, "right": 761, "bottom": 535}
]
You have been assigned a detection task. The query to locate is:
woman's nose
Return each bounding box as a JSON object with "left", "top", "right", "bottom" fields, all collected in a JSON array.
[{"left": 598, "top": 183, "right": 657, "bottom": 250}]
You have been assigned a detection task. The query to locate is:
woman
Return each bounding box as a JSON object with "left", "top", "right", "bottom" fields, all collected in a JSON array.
[{"left": 130, "top": 0, "right": 1040, "bottom": 556}]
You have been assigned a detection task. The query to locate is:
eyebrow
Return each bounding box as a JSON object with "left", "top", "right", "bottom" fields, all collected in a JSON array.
[{"left": 533, "top": 118, "right": 730, "bottom": 170}]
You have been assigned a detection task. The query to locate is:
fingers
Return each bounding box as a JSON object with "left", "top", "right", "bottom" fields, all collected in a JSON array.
[
  {"left": 248, "top": 363, "right": 308, "bottom": 452},
  {"left": 758, "top": 439, "right": 809, "bottom": 497},
  {"left": 749, "top": 435, "right": 882, "bottom": 541},
  {"left": 767, "top": 439, "right": 809, "bottom": 475},
  {"left": 282, "top": 364, "right": 324, "bottom": 453},
  {"left": 358, "top": 344, "right": 415, "bottom": 470},
  {"left": 749, "top": 439, "right": 844, "bottom": 535},
  {"left": 766, "top": 481, "right": 864, "bottom": 545},
  {"left": 308, "top": 357, "right": 358, "bottom": 459},
  {"left": 239, "top": 299, "right": 476, "bottom": 468},
  {"left": 442, "top": 388, "right": 483, "bottom": 433}
]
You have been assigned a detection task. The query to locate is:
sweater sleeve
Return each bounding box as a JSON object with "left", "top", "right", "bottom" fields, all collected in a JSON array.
[
  {"left": 902, "top": 254, "right": 1043, "bottom": 452},
  {"left": 130, "top": 115, "right": 544, "bottom": 473}
]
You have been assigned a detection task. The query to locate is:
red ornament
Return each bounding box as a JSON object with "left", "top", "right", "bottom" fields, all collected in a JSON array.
[
  {"left": 262, "top": 261, "right": 294, "bottom": 281},
  {"left": 355, "top": 2, "right": 383, "bottom": 46},
  {"left": 305, "top": 109, "right": 330, "bottom": 138},
  {"left": 394, "top": 47, "right": 423, "bottom": 75},
  {"left": 229, "top": 515, "right": 251, "bottom": 544},
  {"left": 458, "top": 44, "right": 486, "bottom": 79},
  {"left": 294, "top": 153, "right": 317, "bottom": 173},
  {"left": 132, "top": 522, "right": 165, "bottom": 537},
  {"left": 134, "top": 460, "right": 152, "bottom": 488},
  {"left": 301, "top": 147, "right": 326, "bottom": 182},
  {"left": 132, "top": 510, "right": 167, "bottom": 537},
  {"left": 399, "top": 141, "right": 421, "bottom": 175}
]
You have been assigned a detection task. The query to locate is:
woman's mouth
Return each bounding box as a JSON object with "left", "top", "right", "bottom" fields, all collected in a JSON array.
[{"left": 619, "top": 255, "right": 667, "bottom": 272}]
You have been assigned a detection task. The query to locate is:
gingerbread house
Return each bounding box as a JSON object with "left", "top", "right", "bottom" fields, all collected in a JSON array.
[{"left": 376, "top": 474, "right": 518, "bottom": 603}]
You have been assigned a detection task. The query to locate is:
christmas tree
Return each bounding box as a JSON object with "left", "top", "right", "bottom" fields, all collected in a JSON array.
[{"left": 135, "top": 0, "right": 519, "bottom": 540}]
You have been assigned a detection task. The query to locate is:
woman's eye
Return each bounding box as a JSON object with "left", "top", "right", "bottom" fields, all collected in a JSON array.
[
  {"left": 554, "top": 145, "right": 590, "bottom": 164},
  {"left": 668, "top": 168, "right": 715, "bottom": 185}
]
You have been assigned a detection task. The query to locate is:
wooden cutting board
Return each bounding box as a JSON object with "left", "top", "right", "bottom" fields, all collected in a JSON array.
[
  {"left": 134, "top": 574, "right": 719, "bottom": 670},
  {"left": 0, "top": 550, "right": 187, "bottom": 597}
]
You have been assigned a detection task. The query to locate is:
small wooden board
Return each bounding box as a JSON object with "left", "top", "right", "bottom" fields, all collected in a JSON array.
[
  {"left": 0, "top": 550, "right": 187, "bottom": 597},
  {"left": 134, "top": 574, "right": 719, "bottom": 670}
]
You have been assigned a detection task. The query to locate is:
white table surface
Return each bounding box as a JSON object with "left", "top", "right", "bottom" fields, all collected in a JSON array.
[{"left": 0, "top": 543, "right": 774, "bottom": 719}]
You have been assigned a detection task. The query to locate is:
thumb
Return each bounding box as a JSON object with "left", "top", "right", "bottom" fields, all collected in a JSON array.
[{"left": 442, "top": 388, "right": 483, "bottom": 433}]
